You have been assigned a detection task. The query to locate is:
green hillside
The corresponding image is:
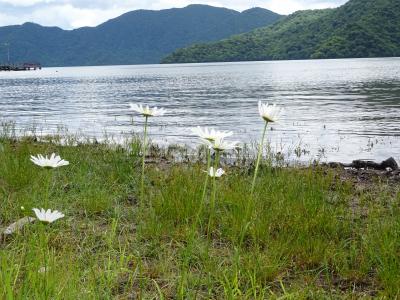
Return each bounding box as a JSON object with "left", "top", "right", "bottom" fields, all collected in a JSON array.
[
  {"left": 161, "top": 0, "right": 400, "bottom": 63},
  {"left": 0, "top": 5, "right": 282, "bottom": 67}
]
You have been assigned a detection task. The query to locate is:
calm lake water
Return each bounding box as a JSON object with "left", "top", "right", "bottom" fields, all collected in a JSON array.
[{"left": 1, "top": 58, "right": 400, "bottom": 162}]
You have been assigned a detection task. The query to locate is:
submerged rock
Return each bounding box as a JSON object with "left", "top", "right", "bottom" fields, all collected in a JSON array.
[{"left": 327, "top": 157, "right": 399, "bottom": 171}]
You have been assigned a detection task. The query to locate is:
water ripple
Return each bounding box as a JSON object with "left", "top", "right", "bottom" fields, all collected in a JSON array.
[{"left": 0, "top": 58, "right": 400, "bottom": 163}]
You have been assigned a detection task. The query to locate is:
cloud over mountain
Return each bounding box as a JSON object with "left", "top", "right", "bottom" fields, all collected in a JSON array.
[{"left": 0, "top": 0, "right": 347, "bottom": 29}]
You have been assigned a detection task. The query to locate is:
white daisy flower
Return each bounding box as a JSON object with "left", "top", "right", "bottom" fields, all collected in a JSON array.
[
  {"left": 129, "top": 103, "right": 166, "bottom": 117},
  {"left": 30, "top": 153, "right": 69, "bottom": 169},
  {"left": 258, "top": 101, "right": 283, "bottom": 123},
  {"left": 204, "top": 137, "right": 239, "bottom": 152},
  {"left": 191, "top": 126, "right": 233, "bottom": 142},
  {"left": 38, "top": 267, "right": 48, "bottom": 274},
  {"left": 204, "top": 167, "right": 225, "bottom": 178},
  {"left": 32, "top": 208, "right": 65, "bottom": 224}
]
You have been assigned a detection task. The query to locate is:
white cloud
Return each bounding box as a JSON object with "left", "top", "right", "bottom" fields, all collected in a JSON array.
[
  {"left": 0, "top": 12, "right": 22, "bottom": 26},
  {"left": 135, "top": 0, "right": 347, "bottom": 14},
  {"left": 0, "top": 0, "right": 51, "bottom": 6},
  {"left": 0, "top": 0, "right": 348, "bottom": 29},
  {"left": 29, "top": 4, "right": 128, "bottom": 28},
  {"left": 260, "top": 0, "right": 346, "bottom": 14}
]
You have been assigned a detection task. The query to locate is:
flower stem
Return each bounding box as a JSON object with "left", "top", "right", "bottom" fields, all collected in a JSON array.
[
  {"left": 212, "top": 151, "right": 220, "bottom": 205},
  {"left": 140, "top": 116, "right": 148, "bottom": 201},
  {"left": 201, "top": 147, "right": 211, "bottom": 203},
  {"left": 44, "top": 169, "right": 53, "bottom": 207},
  {"left": 251, "top": 121, "right": 268, "bottom": 195},
  {"left": 195, "top": 147, "right": 211, "bottom": 233},
  {"left": 40, "top": 225, "right": 49, "bottom": 298},
  {"left": 207, "top": 150, "right": 220, "bottom": 235}
]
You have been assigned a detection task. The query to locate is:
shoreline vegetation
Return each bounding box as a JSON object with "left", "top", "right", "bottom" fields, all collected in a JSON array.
[{"left": 1, "top": 126, "right": 400, "bottom": 298}]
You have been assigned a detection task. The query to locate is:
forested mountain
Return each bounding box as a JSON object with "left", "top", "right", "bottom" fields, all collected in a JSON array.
[
  {"left": 162, "top": 0, "right": 400, "bottom": 63},
  {"left": 0, "top": 5, "right": 282, "bottom": 66}
]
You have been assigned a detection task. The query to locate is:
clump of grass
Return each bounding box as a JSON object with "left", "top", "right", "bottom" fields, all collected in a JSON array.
[{"left": 1, "top": 136, "right": 399, "bottom": 298}]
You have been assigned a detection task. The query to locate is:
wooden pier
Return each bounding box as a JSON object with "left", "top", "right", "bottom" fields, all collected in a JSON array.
[{"left": 0, "top": 63, "right": 42, "bottom": 71}]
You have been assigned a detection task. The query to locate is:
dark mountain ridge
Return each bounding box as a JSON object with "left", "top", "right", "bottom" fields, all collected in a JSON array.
[{"left": 0, "top": 5, "right": 282, "bottom": 66}]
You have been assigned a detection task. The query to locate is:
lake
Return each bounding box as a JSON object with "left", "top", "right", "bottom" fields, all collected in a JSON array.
[{"left": 1, "top": 58, "right": 399, "bottom": 163}]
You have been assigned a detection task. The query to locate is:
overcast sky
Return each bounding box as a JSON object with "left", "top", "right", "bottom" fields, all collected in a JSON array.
[{"left": 0, "top": 0, "right": 348, "bottom": 29}]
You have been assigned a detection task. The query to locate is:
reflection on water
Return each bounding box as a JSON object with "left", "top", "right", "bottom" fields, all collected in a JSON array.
[{"left": 0, "top": 58, "right": 399, "bottom": 162}]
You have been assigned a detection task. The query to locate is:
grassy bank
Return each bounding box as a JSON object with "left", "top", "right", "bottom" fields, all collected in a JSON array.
[{"left": 0, "top": 136, "right": 399, "bottom": 299}]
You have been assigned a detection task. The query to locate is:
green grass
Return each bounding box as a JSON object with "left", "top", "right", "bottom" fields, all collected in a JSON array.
[{"left": 1, "top": 136, "right": 399, "bottom": 299}]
